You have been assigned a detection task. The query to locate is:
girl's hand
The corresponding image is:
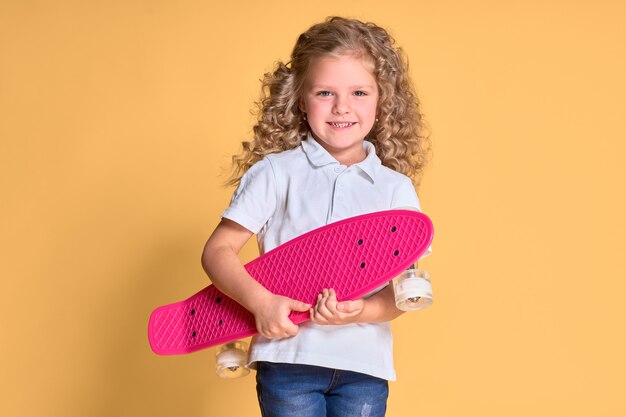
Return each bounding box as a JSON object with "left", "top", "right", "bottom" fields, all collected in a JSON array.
[
  {"left": 310, "top": 288, "right": 364, "bottom": 325},
  {"left": 251, "top": 293, "right": 311, "bottom": 340}
]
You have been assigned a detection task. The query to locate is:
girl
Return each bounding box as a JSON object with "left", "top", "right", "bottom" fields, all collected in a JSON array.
[{"left": 202, "top": 16, "right": 430, "bottom": 417}]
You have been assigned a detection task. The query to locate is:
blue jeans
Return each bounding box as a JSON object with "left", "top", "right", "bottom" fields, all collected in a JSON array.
[{"left": 256, "top": 362, "right": 389, "bottom": 417}]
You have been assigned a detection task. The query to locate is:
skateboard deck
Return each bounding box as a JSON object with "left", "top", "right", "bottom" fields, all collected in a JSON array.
[{"left": 148, "top": 209, "right": 433, "bottom": 355}]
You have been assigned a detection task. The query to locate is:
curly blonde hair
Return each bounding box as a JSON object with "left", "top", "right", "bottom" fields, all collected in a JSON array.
[{"left": 228, "top": 16, "right": 430, "bottom": 187}]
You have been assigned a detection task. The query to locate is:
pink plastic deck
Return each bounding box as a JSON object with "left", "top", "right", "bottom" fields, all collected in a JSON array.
[{"left": 148, "top": 210, "right": 434, "bottom": 355}]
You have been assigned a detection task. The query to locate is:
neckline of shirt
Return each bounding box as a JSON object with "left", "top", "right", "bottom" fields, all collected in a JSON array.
[{"left": 301, "top": 132, "right": 381, "bottom": 182}]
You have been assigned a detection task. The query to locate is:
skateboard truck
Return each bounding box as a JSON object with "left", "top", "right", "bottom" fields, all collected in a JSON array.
[
  {"left": 215, "top": 341, "right": 250, "bottom": 378},
  {"left": 392, "top": 266, "right": 433, "bottom": 311}
]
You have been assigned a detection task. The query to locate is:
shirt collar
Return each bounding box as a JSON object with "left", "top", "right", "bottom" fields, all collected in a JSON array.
[{"left": 301, "top": 131, "right": 382, "bottom": 182}]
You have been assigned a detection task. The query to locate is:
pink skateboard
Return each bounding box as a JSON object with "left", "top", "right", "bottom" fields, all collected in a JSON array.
[{"left": 148, "top": 209, "right": 434, "bottom": 356}]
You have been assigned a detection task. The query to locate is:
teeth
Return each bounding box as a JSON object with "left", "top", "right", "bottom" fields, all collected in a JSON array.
[{"left": 330, "top": 122, "right": 354, "bottom": 128}]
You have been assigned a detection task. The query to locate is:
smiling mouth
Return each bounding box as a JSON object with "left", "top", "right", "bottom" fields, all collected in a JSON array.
[{"left": 328, "top": 122, "right": 356, "bottom": 128}]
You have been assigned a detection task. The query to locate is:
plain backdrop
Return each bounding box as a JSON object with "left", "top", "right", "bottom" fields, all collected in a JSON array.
[{"left": 1, "top": 1, "right": 625, "bottom": 416}]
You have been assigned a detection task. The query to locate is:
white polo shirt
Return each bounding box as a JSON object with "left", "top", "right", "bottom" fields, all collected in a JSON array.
[{"left": 222, "top": 132, "right": 424, "bottom": 381}]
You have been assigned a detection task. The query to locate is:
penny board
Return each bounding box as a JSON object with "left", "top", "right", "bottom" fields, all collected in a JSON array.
[{"left": 148, "top": 210, "right": 434, "bottom": 355}]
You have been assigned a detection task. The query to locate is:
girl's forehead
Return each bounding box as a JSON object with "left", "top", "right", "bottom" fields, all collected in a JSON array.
[{"left": 305, "top": 54, "right": 376, "bottom": 81}]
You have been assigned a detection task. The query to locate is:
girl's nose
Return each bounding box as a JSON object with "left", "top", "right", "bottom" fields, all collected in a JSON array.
[{"left": 332, "top": 97, "right": 350, "bottom": 115}]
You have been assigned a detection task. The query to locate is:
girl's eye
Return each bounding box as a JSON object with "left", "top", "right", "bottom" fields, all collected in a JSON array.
[
  {"left": 316, "top": 91, "right": 333, "bottom": 97},
  {"left": 354, "top": 90, "right": 368, "bottom": 97}
]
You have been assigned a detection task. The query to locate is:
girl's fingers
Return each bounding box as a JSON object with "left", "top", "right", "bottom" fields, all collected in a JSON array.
[
  {"left": 322, "top": 289, "right": 338, "bottom": 312},
  {"left": 313, "top": 288, "right": 342, "bottom": 321}
]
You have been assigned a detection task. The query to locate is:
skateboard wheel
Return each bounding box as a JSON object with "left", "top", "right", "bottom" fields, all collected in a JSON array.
[
  {"left": 215, "top": 341, "right": 250, "bottom": 379},
  {"left": 392, "top": 267, "right": 433, "bottom": 311}
]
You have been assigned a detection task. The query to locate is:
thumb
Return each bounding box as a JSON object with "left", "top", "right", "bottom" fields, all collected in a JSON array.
[
  {"left": 290, "top": 299, "right": 312, "bottom": 312},
  {"left": 337, "top": 300, "right": 356, "bottom": 313}
]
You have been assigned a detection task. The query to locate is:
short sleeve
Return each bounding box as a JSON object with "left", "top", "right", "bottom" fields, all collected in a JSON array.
[
  {"left": 390, "top": 176, "right": 421, "bottom": 211},
  {"left": 221, "top": 158, "right": 277, "bottom": 234}
]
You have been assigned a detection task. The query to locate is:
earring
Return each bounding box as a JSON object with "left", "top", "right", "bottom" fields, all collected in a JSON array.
[{"left": 303, "top": 113, "right": 307, "bottom": 120}]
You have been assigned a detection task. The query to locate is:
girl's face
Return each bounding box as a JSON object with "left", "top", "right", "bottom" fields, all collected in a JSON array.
[{"left": 300, "top": 54, "right": 378, "bottom": 166}]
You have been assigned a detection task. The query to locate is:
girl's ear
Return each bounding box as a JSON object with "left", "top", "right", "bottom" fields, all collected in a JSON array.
[{"left": 298, "top": 98, "right": 307, "bottom": 113}]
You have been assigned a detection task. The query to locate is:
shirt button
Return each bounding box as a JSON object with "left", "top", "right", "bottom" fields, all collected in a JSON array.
[{"left": 334, "top": 167, "right": 342, "bottom": 173}]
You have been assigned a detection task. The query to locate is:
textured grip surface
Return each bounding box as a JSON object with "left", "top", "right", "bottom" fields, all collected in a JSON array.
[{"left": 148, "top": 210, "right": 434, "bottom": 355}]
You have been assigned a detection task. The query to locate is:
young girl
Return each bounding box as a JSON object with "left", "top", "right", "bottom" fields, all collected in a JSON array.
[{"left": 202, "top": 16, "right": 430, "bottom": 417}]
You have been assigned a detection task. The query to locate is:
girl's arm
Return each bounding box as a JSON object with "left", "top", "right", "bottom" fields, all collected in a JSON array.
[
  {"left": 310, "top": 285, "right": 404, "bottom": 325},
  {"left": 201, "top": 218, "right": 311, "bottom": 339}
]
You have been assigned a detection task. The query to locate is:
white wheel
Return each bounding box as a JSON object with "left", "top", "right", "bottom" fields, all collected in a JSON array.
[
  {"left": 215, "top": 341, "right": 250, "bottom": 379},
  {"left": 392, "top": 268, "right": 433, "bottom": 311}
]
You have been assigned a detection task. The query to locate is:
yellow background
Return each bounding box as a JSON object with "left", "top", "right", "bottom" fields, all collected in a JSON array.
[{"left": 1, "top": 1, "right": 625, "bottom": 416}]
